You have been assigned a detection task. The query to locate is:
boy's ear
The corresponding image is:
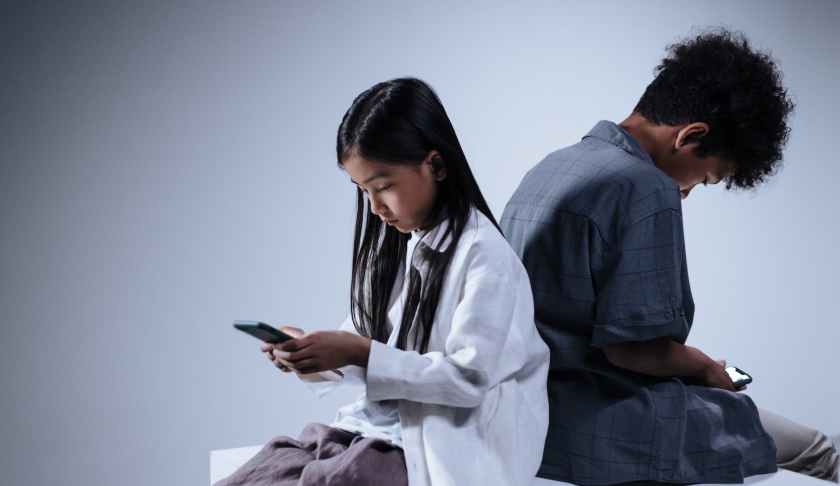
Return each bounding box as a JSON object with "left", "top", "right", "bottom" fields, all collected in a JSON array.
[{"left": 675, "top": 122, "right": 710, "bottom": 150}]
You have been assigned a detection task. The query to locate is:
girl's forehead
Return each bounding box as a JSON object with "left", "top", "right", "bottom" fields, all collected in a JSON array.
[
  {"left": 343, "top": 154, "right": 386, "bottom": 172},
  {"left": 343, "top": 155, "right": 389, "bottom": 183},
  {"left": 343, "top": 155, "right": 418, "bottom": 184}
]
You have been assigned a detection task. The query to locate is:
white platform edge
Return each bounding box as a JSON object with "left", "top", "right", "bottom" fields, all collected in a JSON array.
[{"left": 210, "top": 445, "right": 262, "bottom": 484}]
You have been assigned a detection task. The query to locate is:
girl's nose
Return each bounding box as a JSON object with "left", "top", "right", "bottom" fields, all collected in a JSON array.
[{"left": 368, "top": 194, "right": 387, "bottom": 216}]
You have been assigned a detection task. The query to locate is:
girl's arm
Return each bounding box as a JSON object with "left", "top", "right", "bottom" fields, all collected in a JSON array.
[
  {"left": 288, "top": 261, "right": 408, "bottom": 396},
  {"left": 296, "top": 315, "right": 368, "bottom": 397},
  {"left": 365, "top": 263, "right": 530, "bottom": 408}
]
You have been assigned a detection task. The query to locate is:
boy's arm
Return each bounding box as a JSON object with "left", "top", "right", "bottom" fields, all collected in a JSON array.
[{"left": 603, "top": 337, "right": 736, "bottom": 391}]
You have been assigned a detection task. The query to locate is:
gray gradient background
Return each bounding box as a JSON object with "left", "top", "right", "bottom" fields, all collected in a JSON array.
[{"left": 1, "top": 1, "right": 838, "bottom": 485}]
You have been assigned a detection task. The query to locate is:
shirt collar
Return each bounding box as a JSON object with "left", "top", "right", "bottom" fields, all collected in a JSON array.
[
  {"left": 410, "top": 214, "right": 450, "bottom": 248},
  {"left": 583, "top": 120, "right": 655, "bottom": 165}
]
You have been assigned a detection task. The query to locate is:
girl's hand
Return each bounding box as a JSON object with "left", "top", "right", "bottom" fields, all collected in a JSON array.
[
  {"left": 277, "top": 330, "right": 371, "bottom": 374},
  {"left": 261, "top": 326, "right": 304, "bottom": 373}
]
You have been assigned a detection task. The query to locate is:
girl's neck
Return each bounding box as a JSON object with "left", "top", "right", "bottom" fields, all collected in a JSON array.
[{"left": 416, "top": 203, "right": 450, "bottom": 234}]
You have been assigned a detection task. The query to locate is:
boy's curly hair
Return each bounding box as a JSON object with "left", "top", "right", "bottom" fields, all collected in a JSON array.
[{"left": 634, "top": 29, "right": 795, "bottom": 189}]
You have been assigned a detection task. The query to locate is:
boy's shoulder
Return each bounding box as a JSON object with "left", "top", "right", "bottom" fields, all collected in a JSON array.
[
  {"left": 512, "top": 138, "right": 681, "bottom": 235},
  {"left": 540, "top": 138, "right": 675, "bottom": 200}
]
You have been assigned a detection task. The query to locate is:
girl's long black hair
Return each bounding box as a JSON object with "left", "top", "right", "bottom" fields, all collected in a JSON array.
[{"left": 336, "top": 78, "right": 499, "bottom": 353}]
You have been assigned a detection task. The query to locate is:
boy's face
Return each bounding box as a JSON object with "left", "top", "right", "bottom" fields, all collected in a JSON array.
[
  {"left": 658, "top": 122, "right": 733, "bottom": 199},
  {"left": 668, "top": 153, "right": 730, "bottom": 199},
  {"left": 341, "top": 152, "right": 443, "bottom": 233}
]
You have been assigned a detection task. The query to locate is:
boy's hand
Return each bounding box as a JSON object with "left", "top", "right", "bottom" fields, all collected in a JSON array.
[{"left": 701, "top": 359, "right": 738, "bottom": 392}]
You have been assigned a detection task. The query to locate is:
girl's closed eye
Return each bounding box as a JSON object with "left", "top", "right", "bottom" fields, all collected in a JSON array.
[{"left": 353, "top": 182, "right": 391, "bottom": 194}]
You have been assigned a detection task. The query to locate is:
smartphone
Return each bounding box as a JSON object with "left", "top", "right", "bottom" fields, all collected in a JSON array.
[
  {"left": 233, "top": 320, "right": 294, "bottom": 344},
  {"left": 233, "top": 320, "right": 345, "bottom": 379},
  {"left": 725, "top": 366, "right": 753, "bottom": 389}
]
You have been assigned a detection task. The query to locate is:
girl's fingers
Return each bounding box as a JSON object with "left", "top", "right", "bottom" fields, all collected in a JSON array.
[
  {"left": 279, "top": 335, "right": 314, "bottom": 352},
  {"left": 284, "top": 349, "right": 315, "bottom": 364},
  {"left": 288, "top": 358, "right": 319, "bottom": 372},
  {"left": 260, "top": 343, "right": 273, "bottom": 353},
  {"left": 269, "top": 350, "right": 295, "bottom": 367},
  {"left": 280, "top": 326, "right": 305, "bottom": 338},
  {"left": 269, "top": 353, "right": 292, "bottom": 372}
]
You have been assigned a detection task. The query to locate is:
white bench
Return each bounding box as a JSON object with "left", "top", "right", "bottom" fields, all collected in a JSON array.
[
  {"left": 210, "top": 446, "right": 263, "bottom": 484},
  {"left": 210, "top": 446, "right": 820, "bottom": 485}
]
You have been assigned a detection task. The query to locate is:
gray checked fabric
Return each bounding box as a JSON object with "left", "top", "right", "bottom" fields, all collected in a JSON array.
[{"left": 500, "top": 121, "right": 777, "bottom": 485}]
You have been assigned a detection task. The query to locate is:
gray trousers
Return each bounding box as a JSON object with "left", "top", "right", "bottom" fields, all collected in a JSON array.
[{"left": 759, "top": 408, "right": 839, "bottom": 483}]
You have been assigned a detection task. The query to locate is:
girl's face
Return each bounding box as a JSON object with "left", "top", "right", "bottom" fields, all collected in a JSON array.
[{"left": 342, "top": 151, "right": 445, "bottom": 234}]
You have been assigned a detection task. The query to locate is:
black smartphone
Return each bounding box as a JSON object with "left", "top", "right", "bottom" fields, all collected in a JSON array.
[
  {"left": 233, "top": 320, "right": 294, "bottom": 344},
  {"left": 725, "top": 366, "right": 753, "bottom": 389}
]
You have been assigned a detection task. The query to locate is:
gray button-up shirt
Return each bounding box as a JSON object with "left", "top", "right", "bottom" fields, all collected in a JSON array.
[{"left": 501, "top": 121, "right": 777, "bottom": 485}]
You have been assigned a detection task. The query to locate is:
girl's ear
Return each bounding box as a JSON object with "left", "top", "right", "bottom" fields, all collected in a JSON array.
[{"left": 426, "top": 150, "right": 447, "bottom": 181}]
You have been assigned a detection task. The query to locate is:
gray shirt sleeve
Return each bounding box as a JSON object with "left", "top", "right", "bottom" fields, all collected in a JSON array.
[{"left": 590, "top": 203, "right": 692, "bottom": 348}]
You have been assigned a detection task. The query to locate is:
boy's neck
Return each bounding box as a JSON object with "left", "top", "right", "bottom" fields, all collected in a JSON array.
[{"left": 618, "top": 113, "right": 674, "bottom": 168}]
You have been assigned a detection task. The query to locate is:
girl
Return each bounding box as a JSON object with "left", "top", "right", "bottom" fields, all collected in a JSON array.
[{"left": 216, "top": 78, "right": 549, "bottom": 486}]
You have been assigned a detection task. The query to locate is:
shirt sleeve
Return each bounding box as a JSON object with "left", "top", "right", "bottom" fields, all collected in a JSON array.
[
  {"left": 364, "top": 243, "right": 529, "bottom": 408},
  {"left": 590, "top": 206, "right": 692, "bottom": 348}
]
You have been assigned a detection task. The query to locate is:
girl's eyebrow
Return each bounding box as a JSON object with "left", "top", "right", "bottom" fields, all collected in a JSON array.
[{"left": 351, "top": 172, "right": 389, "bottom": 185}]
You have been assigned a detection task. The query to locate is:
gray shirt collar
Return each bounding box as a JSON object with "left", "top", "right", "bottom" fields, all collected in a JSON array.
[{"left": 583, "top": 120, "right": 655, "bottom": 165}]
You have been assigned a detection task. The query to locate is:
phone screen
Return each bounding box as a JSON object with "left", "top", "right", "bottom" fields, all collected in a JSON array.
[{"left": 725, "top": 366, "right": 753, "bottom": 387}]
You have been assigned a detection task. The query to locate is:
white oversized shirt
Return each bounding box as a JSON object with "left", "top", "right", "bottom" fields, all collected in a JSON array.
[
  {"left": 328, "top": 224, "right": 425, "bottom": 447},
  {"left": 300, "top": 207, "right": 550, "bottom": 486}
]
